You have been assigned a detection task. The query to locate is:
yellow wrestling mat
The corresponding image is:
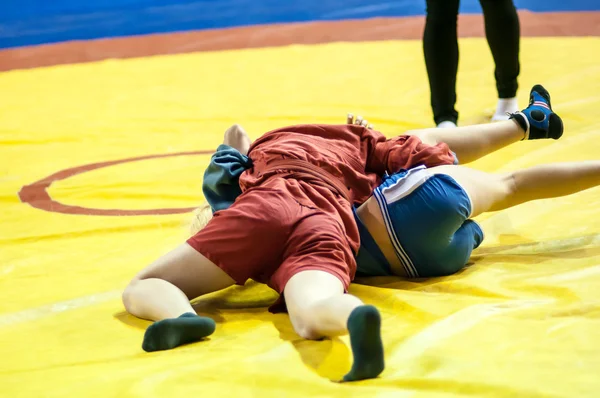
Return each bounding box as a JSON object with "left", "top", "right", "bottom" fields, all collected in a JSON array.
[{"left": 1, "top": 37, "right": 599, "bottom": 397}]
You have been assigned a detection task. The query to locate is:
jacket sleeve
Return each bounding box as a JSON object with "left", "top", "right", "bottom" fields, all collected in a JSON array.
[
  {"left": 364, "top": 128, "right": 457, "bottom": 175},
  {"left": 202, "top": 144, "right": 253, "bottom": 213}
]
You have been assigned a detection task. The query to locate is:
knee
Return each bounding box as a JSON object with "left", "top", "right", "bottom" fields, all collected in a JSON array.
[
  {"left": 294, "top": 323, "right": 323, "bottom": 340},
  {"left": 288, "top": 308, "right": 324, "bottom": 340},
  {"left": 121, "top": 279, "right": 140, "bottom": 313},
  {"left": 501, "top": 171, "right": 518, "bottom": 196},
  {"left": 487, "top": 171, "right": 518, "bottom": 211}
]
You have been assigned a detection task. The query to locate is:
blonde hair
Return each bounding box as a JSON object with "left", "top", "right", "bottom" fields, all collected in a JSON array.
[{"left": 190, "top": 202, "right": 213, "bottom": 235}]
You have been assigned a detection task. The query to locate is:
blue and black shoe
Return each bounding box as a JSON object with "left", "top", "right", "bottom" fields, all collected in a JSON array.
[{"left": 509, "top": 84, "right": 563, "bottom": 140}]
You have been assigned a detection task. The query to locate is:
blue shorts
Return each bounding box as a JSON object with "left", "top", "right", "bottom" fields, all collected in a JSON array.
[{"left": 356, "top": 166, "right": 484, "bottom": 278}]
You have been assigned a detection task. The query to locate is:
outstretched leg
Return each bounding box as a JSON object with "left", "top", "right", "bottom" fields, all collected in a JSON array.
[
  {"left": 406, "top": 85, "right": 563, "bottom": 164},
  {"left": 278, "top": 209, "right": 384, "bottom": 382},
  {"left": 407, "top": 120, "right": 525, "bottom": 164},
  {"left": 122, "top": 243, "right": 235, "bottom": 351},
  {"left": 284, "top": 271, "right": 384, "bottom": 382},
  {"left": 429, "top": 161, "right": 600, "bottom": 218},
  {"left": 349, "top": 113, "right": 525, "bottom": 164}
]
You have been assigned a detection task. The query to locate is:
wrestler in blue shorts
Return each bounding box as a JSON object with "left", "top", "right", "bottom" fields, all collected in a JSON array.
[{"left": 354, "top": 165, "right": 483, "bottom": 278}]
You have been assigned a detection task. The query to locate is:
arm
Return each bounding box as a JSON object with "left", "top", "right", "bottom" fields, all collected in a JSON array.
[
  {"left": 223, "top": 124, "right": 252, "bottom": 155},
  {"left": 202, "top": 125, "right": 253, "bottom": 213}
]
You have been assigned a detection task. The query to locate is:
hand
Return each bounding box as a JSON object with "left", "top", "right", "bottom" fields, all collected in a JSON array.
[
  {"left": 223, "top": 124, "right": 252, "bottom": 155},
  {"left": 346, "top": 113, "right": 374, "bottom": 130}
]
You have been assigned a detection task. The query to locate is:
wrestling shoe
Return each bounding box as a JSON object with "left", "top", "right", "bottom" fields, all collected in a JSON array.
[{"left": 509, "top": 84, "right": 563, "bottom": 140}]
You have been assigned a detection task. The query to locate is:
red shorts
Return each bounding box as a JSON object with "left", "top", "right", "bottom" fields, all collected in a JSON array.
[{"left": 186, "top": 177, "right": 356, "bottom": 310}]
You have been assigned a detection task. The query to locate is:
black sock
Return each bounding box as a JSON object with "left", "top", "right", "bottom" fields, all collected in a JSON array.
[
  {"left": 142, "top": 312, "right": 216, "bottom": 352},
  {"left": 343, "top": 305, "right": 385, "bottom": 382}
]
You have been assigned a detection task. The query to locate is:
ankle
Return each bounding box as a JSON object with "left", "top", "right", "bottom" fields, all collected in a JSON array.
[{"left": 509, "top": 112, "right": 529, "bottom": 140}]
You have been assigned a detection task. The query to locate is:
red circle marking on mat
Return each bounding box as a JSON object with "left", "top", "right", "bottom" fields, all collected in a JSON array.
[{"left": 18, "top": 150, "right": 213, "bottom": 216}]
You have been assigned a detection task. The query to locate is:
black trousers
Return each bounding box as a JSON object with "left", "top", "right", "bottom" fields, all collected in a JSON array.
[{"left": 423, "top": 0, "right": 520, "bottom": 124}]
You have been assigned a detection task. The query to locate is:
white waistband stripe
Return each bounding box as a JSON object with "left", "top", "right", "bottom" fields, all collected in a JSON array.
[{"left": 374, "top": 188, "right": 419, "bottom": 278}]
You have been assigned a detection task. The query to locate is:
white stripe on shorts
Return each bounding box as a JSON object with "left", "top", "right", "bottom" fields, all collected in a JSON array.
[{"left": 374, "top": 187, "right": 419, "bottom": 278}]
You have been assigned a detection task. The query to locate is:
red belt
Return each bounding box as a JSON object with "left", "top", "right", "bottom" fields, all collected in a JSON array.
[{"left": 263, "top": 159, "right": 351, "bottom": 202}]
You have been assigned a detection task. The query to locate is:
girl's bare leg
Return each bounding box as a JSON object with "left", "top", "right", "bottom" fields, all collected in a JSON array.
[
  {"left": 284, "top": 270, "right": 384, "bottom": 382},
  {"left": 430, "top": 161, "right": 600, "bottom": 217},
  {"left": 348, "top": 114, "right": 527, "bottom": 164},
  {"left": 404, "top": 85, "right": 564, "bottom": 164},
  {"left": 122, "top": 243, "right": 235, "bottom": 351},
  {"left": 284, "top": 271, "right": 362, "bottom": 338},
  {"left": 407, "top": 120, "right": 525, "bottom": 164}
]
